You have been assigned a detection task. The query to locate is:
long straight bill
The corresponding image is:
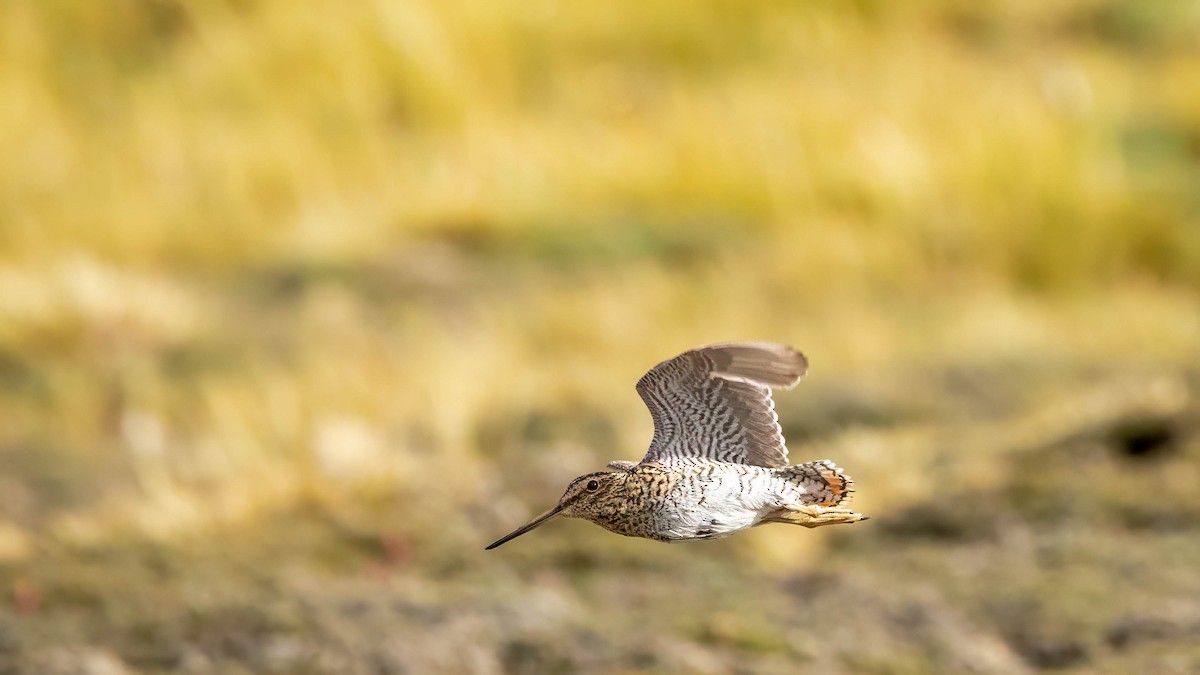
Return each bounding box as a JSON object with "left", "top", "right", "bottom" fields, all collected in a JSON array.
[{"left": 485, "top": 504, "right": 564, "bottom": 550}]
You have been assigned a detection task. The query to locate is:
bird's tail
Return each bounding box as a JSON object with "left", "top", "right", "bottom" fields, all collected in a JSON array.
[{"left": 774, "top": 460, "right": 853, "bottom": 507}]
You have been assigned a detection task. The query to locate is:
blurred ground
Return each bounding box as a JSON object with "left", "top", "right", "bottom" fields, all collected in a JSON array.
[{"left": 2, "top": 1, "right": 1200, "bottom": 673}]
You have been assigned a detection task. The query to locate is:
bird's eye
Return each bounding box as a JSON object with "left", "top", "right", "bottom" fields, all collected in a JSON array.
[{"left": 586, "top": 480, "right": 600, "bottom": 491}]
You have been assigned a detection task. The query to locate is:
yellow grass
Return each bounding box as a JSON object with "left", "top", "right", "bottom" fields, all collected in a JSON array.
[{"left": 1, "top": 0, "right": 1199, "bottom": 672}]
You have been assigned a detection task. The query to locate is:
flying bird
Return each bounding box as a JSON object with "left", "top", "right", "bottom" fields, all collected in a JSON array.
[{"left": 486, "top": 341, "right": 867, "bottom": 549}]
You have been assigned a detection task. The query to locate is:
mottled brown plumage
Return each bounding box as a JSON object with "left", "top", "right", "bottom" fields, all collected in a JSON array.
[{"left": 486, "top": 342, "right": 867, "bottom": 550}]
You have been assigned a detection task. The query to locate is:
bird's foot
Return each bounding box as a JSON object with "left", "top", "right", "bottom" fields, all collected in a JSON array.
[{"left": 778, "top": 504, "right": 869, "bottom": 529}]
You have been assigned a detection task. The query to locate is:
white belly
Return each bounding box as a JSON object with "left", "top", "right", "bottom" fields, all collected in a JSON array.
[{"left": 653, "top": 464, "right": 790, "bottom": 541}]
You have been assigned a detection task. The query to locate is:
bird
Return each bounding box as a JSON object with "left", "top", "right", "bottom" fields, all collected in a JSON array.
[{"left": 486, "top": 341, "right": 867, "bottom": 550}]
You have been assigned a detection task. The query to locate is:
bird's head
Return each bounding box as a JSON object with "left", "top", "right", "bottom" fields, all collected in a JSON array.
[{"left": 485, "top": 470, "right": 625, "bottom": 550}]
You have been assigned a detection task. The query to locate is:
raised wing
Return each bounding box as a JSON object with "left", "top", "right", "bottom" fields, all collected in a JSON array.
[{"left": 636, "top": 341, "right": 808, "bottom": 468}]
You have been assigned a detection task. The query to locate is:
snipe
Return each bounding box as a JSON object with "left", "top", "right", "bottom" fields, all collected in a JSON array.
[{"left": 486, "top": 341, "right": 867, "bottom": 549}]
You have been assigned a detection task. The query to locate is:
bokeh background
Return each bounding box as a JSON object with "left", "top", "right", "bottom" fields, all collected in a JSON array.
[{"left": 2, "top": 1, "right": 1200, "bottom": 673}]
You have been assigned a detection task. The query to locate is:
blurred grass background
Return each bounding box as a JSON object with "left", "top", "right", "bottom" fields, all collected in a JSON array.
[{"left": 2, "top": 0, "right": 1200, "bottom": 672}]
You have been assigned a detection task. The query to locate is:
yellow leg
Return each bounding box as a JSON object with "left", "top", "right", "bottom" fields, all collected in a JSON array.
[{"left": 774, "top": 504, "right": 869, "bottom": 529}]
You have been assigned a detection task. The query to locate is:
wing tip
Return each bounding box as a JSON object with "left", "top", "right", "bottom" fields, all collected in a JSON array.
[{"left": 704, "top": 340, "right": 808, "bottom": 389}]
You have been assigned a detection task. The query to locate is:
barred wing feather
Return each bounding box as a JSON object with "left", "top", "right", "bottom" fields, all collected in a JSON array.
[{"left": 635, "top": 341, "right": 808, "bottom": 468}]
